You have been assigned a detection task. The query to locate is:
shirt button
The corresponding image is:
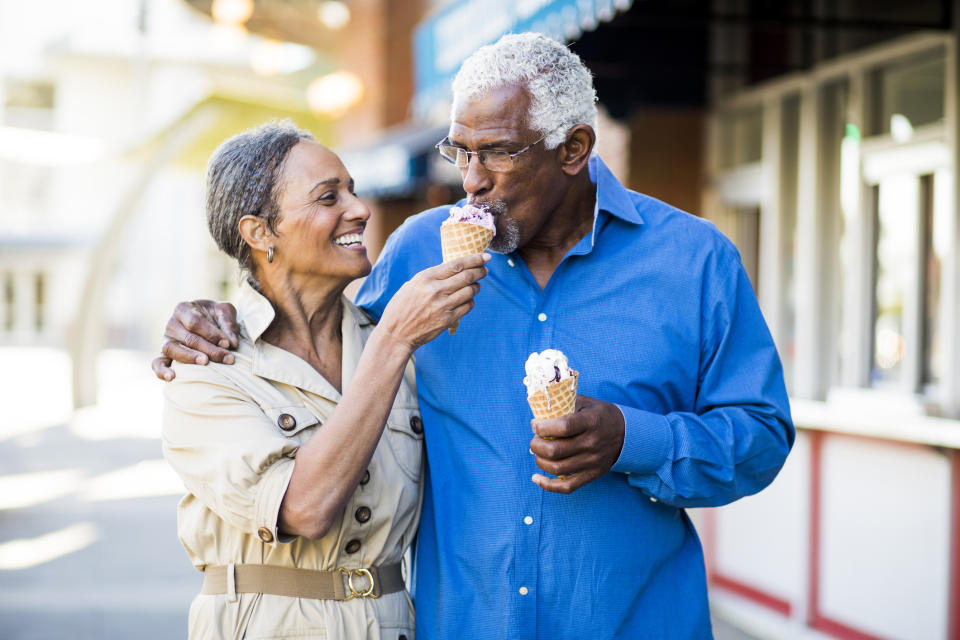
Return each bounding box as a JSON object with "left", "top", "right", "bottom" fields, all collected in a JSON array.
[
  {"left": 409, "top": 415, "right": 423, "bottom": 434},
  {"left": 355, "top": 506, "right": 372, "bottom": 523},
  {"left": 276, "top": 413, "right": 297, "bottom": 431},
  {"left": 360, "top": 469, "right": 370, "bottom": 485},
  {"left": 345, "top": 539, "right": 361, "bottom": 554},
  {"left": 519, "top": 586, "right": 529, "bottom": 596},
  {"left": 507, "top": 258, "right": 515, "bottom": 267},
  {"left": 523, "top": 516, "right": 533, "bottom": 525},
  {"left": 257, "top": 527, "right": 274, "bottom": 543},
  {"left": 537, "top": 313, "right": 547, "bottom": 322},
  {"left": 650, "top": 496, "right": 658, "bottom": 503}
]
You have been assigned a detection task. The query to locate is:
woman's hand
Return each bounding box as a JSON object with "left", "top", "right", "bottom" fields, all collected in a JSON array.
[{"left": 377, "top": 253, "right": 490, "bottom": 350}]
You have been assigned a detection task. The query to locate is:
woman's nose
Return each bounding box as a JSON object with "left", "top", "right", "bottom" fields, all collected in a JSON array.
[{"left": 345, "top": 194, "right": 371, "bottom": 222}]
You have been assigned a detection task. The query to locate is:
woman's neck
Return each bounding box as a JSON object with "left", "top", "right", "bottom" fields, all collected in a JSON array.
[{"left": 257, "top": 273, "right": 348, "bottom": 390}]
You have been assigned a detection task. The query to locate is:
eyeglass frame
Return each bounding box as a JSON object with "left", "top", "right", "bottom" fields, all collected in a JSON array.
[{"left": 434, "top": 130, "right": 554, "bottom": 172}]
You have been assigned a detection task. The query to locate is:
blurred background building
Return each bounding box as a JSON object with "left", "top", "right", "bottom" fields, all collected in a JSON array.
[{"left": 1, "top": 0, "right": 959, "bottom": 638}]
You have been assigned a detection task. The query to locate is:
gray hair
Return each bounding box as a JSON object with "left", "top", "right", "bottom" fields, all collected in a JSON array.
[
  {"left": 205, "top": 119, "right": 314, "bottom": 275},
  {"left": 451, "top": 33, "right": 597, "bottom": 149}
]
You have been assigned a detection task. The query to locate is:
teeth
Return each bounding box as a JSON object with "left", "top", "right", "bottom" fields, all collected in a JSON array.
[{"left": 335, "top": 233, "right": 363, "bottom": 246}]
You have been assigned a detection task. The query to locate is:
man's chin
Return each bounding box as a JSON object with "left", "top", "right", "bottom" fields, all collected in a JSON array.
[
  {"left": 490, "top": 216, "right": 520, "bottom": 253},
  {"left": 489, "top": 230, "right": 519, "bottom": 254}
]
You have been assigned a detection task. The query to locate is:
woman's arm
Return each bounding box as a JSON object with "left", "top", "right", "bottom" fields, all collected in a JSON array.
[{"left": 279, "top": 254, "right": 488, "bottom": 539}]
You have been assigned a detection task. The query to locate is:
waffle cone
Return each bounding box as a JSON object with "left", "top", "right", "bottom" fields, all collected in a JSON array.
[
  {"left": 440, "top": 222, "right": 493, "bottom": 334},
  {"left": 527, "top": 371, "right": 579, "bottom": 419}
]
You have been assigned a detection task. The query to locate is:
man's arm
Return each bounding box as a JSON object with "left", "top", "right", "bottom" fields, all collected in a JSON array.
[
  {"left": 151, "top": 301, "right": 241, "bottom": 380},
  {"left": 530, "top": 250, "right": 794, "bottom": 506},
  {"left": 153, "top": 210, "right": 442, "bottom": 381}
]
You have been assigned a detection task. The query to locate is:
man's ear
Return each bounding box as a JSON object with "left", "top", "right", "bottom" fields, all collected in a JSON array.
[
  {"left": 238, "top": 216, "right": 272, "bottom": 255},
  {"left": 558, "top": 124, "right": 595, "bottom": 176}
]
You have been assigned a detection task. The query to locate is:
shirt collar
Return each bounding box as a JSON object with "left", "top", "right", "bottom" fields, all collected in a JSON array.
[
  {"left": 589, "top": 154, "right": 644, "bottom": 225},
  {"left": 237, "top": 278, "right": 374, "bottom": 343},
  {"left": 236, "top": 278, "right": 375, "bottom": 401},
  {"left": 564, "top": 155, "right": 644, "bottom": 257}
]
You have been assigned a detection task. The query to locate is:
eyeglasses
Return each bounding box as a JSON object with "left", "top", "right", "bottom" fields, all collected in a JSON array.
[{"left": 435, "top": 133, "right": 547, "bottom": 172}]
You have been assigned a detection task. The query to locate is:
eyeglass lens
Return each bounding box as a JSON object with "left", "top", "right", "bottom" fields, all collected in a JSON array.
[{"left": 439, "top": 146, "right": 513, "bottom": 171}]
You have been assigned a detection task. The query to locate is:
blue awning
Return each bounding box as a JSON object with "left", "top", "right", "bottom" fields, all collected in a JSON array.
[
  {"left": 413, "top": 0, "right": 635, "bottom": 120},
  {"left": 337, "top": 123, "right": 459, "bottom": 198}
]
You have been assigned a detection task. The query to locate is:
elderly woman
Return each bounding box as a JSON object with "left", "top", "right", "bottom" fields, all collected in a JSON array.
[{"left": 161, "top": 120, "right": 487, "bottom": 640}]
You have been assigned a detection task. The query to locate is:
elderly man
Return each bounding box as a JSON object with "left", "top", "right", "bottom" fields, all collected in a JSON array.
[{"left": 155, "top": 33, "right": 793, "bottom": 639}]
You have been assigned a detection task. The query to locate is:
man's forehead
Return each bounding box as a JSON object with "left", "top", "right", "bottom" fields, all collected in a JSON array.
[{"left": 449, "top": 87, "right": 532, "bottom": 143}]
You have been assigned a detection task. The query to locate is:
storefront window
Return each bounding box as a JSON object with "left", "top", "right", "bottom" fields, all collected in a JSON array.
[
  {"left": 871, "top": 174, "right": 917, "bottom": 387},
  {"left": 736, "top": 206, "right": 760, "bottom": 294},
  {"left": 718, "top": 107, "right": 762, "bottom": 169},
  {"left": 871, "top": 169, "right": 945, "bottom": 392},
  {"left": 925, "top": 169, "right": 949, "bottom": 386},
  {"left": 870, "top": 52, "right": 945, "bottom": 137}
]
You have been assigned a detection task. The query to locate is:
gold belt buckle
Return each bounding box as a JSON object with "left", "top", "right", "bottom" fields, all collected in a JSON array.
[{"left": 339, "top": 567, "right": 378, "bottom": 600}]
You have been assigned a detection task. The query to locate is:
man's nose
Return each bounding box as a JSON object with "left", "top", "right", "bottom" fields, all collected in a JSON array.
[{"left": 460, "top": 154, "right": 492, "bottom": 196}]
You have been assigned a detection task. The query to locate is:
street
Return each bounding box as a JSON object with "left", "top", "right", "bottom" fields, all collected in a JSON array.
[{"left": 0, "top": 349, "right": 196, "bottom": 639}]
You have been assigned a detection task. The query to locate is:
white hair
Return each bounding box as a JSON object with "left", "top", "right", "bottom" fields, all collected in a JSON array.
[{"left": 451, "top": 33, "right": 598, "bottom": 149}]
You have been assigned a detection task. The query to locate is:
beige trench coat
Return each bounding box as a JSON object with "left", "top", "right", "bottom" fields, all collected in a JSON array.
[{"left": 163, "top": 281, "right": 423, "bottom": 640}]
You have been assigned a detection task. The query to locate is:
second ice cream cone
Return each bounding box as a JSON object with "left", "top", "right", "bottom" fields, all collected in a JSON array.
[{"left": 527, "top": 371, "right": 579, "bottom": 419}]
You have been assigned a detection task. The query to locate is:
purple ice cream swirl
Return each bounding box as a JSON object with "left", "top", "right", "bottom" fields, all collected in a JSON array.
[{"left": 442, "top": 203, "right": 496, "bottom": 235}]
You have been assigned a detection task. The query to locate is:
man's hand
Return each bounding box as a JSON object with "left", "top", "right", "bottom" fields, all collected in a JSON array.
[
  {"left": 151, "top": 300, "right": 240, "bottom": 381},
  {"left": 529, "top": 395, "right": 625, "bottom": 493}
]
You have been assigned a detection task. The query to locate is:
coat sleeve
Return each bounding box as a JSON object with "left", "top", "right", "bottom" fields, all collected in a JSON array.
[
  {"left": 609, "top": 247, "right": 795, "bottom": 508},
  {"left": 162, "top": 363, "right": 298, "bottom": 545}
]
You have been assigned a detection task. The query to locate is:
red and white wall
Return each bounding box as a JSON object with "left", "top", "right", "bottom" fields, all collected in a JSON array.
[{"left": 696, "top": 403, "right": 960, "bottom": 640}]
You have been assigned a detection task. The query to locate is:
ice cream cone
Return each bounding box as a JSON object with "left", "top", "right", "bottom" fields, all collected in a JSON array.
[
  {"left": 440, "top": 222, "right": 493, "bottom": 334},
  {"left": 527, "top": 371, "right": 579, "bottom": 419}
]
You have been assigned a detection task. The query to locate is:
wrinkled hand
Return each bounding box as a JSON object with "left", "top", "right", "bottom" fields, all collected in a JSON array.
[
  {"left": 529, "top": 395, "right": 625, "bottom": 493},
  {"left": 151, "top": 300, "right": 241, "bottom": 381},
  {"left": 378, "top": 253, "right": 490, "bottom": 350}
]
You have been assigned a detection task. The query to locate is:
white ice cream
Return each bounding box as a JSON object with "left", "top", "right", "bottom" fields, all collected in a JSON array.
[{"left": 523, "top": 349, "right": 574, "bottom": 397}]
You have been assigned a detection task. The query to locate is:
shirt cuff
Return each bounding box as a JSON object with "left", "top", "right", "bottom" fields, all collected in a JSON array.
[
  {"left": 610, "top": 404, "right": 671, "bottom": 475},
  {"left": 254, "top": 456, "right": 296, "bottom": 546}
]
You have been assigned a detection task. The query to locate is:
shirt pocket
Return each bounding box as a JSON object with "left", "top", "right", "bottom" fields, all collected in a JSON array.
[
  {"left": 384, "top": 407, "right": 424, "bottom": 481},
  {"left": 262, "top": 406, "right": 321, "bottom": 445}
]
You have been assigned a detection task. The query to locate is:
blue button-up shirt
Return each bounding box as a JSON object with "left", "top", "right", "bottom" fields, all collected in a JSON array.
[{"left": 356, "top": 155, "right": 793, "bottom": 639}]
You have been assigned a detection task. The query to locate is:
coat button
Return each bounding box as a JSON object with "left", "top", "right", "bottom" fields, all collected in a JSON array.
[
  {"left": 257, "top": 527, "right": 274, "bottom": 543},
  {"left": 360, "top": 469, "right": 370, "bottom": 485},
  {"left": 277, "top": 413, "right": 297, "bottom": 431},
  {"left": 345, "top": 539, "right": 361, "bottom": 554},
  {"left": 355, "top": 506, "right": 372, "bottom": 523},
  {"left": 409, "top": 415, "right": 423, "bottom": 434}
]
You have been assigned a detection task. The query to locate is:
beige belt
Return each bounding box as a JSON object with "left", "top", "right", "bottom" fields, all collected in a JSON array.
[{"left": 202, "top": 563, "right": 404, "bottom": 601}]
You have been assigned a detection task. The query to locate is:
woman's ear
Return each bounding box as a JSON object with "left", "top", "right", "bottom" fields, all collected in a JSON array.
[
  {"left": 238, "top": 216, "right": 271, "bottom": 254},
  {"left": 558, "top": 124, "right": 596, "bottom": 176}
]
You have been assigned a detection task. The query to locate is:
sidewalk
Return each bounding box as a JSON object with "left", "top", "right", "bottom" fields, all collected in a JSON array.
[{"left": 0, "top": 347, "right": 761, "bottom": 639}]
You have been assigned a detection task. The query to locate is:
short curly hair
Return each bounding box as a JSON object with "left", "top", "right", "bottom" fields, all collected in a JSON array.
[
  {"left": 451, "top": 33, "right": 597, "bottom": 149},
  {"left": 205, "top": 119, "right": 314, "bottom": 275}
]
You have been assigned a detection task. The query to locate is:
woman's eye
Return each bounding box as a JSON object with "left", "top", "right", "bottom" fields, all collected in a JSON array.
[{"left": 317, "top": 191, "right": 336, "bottom": 203}]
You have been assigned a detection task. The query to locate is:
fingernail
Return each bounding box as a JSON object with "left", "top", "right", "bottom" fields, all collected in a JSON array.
[
  {"left": 219, "top": 339, "right": 230, "bottom": 348},
  {"left": 163, "top": 373, "right": 172, "bottom": 381},
  {"left": 482, "top": 253, "right": 492, "bottom": 262},
  {"left": 224, "top": 355, "right": 235, "bottom": 365},
  {"left": 196, "top": 354, "right": 208, "bottom": 365}
]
